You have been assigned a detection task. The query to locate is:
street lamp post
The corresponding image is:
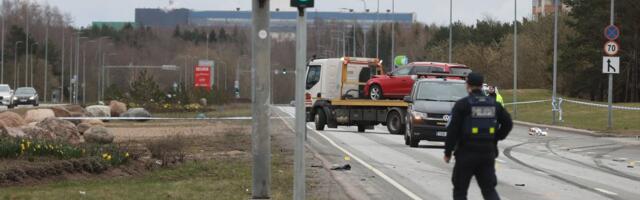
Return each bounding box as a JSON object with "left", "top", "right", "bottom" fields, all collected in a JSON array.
[
  {"left": 449, "top": 0, "right": 453, "bottom": 63},
  {"left": 101, "top": 52, "right": 117, "bottom": 101},
  {"left": 14, "top": 41, "right": 22, "bottom": 88},
  {"left": 44, "top": 16, "right": 49, "bottom": 103},
  {"left": 82, "top": 40, "right": 96, "bottom": 105},
  {"left": 1, "top": 6, "right": 5, "bottom": 84},
  {"left": 376, "top": 0, "right": 380, "bottom": 58},
  {"left": 29, "top": 42, "right": 38, "bottom": 87}
]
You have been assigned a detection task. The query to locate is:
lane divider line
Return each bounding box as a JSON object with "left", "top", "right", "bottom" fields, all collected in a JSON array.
[
  {"left": 275, "top": 107, "right": 423, "bottom": 200},
  {"left": 593, "top": 187, "right": 618, "bottom": 196}
]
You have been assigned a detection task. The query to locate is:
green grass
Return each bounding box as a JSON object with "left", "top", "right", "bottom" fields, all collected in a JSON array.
[
  {"left": 501, "top": 89, "right": 640, "bottom": 134},
  {"left": 154, "top": 104, "right": 251, "bottom": 118},
  {"left": 0, "top": 154, "right": 293, "bottom": 200}
]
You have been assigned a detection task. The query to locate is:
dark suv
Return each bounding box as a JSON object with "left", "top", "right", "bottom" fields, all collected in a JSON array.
[{"left": 403, "top": 77, "right": 467, "bottom": 147}]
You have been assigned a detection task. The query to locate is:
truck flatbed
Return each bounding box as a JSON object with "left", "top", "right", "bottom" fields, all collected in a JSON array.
[{"left": 329, "top": 99, "right": 408, "bottom": 107}]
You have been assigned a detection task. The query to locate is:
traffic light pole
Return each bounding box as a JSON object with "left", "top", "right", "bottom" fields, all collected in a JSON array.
[
  {"left": 252, "top": 0, "right": 271, "bottom": 199},
  {"left": 294, "top": 7, "right": 307, "bottom": 200}
]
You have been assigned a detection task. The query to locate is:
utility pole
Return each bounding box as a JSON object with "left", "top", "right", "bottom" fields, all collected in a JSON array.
[
  {"left": 375, "top": 0, "right": 380, "bottom": 58},
  {"left": 513, "top": 0, "right": 518, "bottom": 119},
  {"left": 30, "top": 42, "right": 37, "bottom": 87},
  {"left": 60, "top": 25, "right": 65, "bottom": 103},
  {"left": 1, "top": 5, "right": 5, "bottom": 84},
  {"left": 391, "top": 0, "right": 395, "bottom": 70},
  {"left": 44, "top": 17, "right": 49, "bottom": 102},
  {"left": 449, "top": 0, "right": 453, "bottom": 63},
  {"left": 14, "top": 41, "right": 21, "bottom": 88},
  {"left": 551, "top": 0, "right": 559, "bottom": 124},
  {"left": 607, "top": 0, "right": 614, "bottom": 129},
  {"left": 360, "top": 0, "right": 367, "bottom": 57},
  {"left": 251, "top": 0, "right": 271, "bottom": 199},
  {"left": 25, "top": 3, "right": 29, "bottom": 87},
  {"left": 292, "top": 0, "right": 311, "bottom": 198}
]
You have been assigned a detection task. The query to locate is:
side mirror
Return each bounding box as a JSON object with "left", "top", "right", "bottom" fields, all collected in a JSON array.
[{"left": 403, "top": 96, "right": 413, "bottom": 103}]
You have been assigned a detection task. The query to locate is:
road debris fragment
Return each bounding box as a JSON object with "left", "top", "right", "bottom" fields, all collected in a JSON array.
[
  {"left": 330, "top": 164, "right": 351, "bottom": 171},
  {"left": 528, "top": 127, "right": 548, "bottom": 136}
]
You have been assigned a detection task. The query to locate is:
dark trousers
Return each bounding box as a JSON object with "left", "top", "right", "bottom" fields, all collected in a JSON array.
[{"left": 452, "top": 152, "right": 500, "bottom": 200}]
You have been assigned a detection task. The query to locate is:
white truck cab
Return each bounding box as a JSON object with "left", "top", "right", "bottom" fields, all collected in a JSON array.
[{"left": 305, "top": 57, "right": 382, "bottom": 106}]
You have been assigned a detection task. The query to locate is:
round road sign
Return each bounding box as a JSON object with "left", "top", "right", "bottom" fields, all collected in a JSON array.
[
  {"left": 604, "top": 25, "right": 620, "bottom": 41},
  {"left": 604, "top": 41, "right": 620, "bottom": 56}
]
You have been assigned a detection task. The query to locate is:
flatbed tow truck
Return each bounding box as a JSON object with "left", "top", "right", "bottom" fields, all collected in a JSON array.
[{"left": 305, "top": 57, "right": 408, "bottom": 134}]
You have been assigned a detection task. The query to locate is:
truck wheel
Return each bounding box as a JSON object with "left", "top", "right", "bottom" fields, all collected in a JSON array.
[
  {"left": 369, "top": 85, "right": 384, "bottom": 100},
  {"left": 404, "top": 118, "right": 411, "bottom": 145},
  {"left": 357, "top": 125, "right": 366, "bottom": 133},
  {"left": 314, "top": 108, "right": 326, "bottom": 131},
  {"left": 386, "top": 111, "right": 405, "bottom": 135}
]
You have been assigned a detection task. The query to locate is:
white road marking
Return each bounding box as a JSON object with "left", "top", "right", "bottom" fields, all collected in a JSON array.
[
  {"left": 277, "top": 107, "right": 423, "bottom": 200},
  {"left": 496, "top": 159, "right": 507, "bottom": 164},
  {"left": 534, "top": 171, "right": 548, "bottom": 176},
  {"left": 593, "top": 187, "right": 618, "bottom": 196}
]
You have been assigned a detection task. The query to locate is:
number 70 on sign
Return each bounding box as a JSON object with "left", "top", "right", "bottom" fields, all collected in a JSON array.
[{"left": 604, "top": 41, "right": 619, "bottom": 56}]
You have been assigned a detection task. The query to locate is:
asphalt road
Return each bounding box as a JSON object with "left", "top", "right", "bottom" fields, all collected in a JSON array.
[{"left": 275, "top": 106, "right": 640, "bottom": 200}]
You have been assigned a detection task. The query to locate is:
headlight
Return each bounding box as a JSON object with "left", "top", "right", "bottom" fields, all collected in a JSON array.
[
  {"left": 12, "top": 96, "right": 17, "bottom": 100},
  {"left": 29, "top": 96, "right": 35, "bottom": 100},
  {"left": 410, "top": 110, "right": 428, "bottom": 120}
]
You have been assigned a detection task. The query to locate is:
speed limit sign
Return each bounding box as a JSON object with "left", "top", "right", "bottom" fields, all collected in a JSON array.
[{"left": 604, "top": 41, "right": 619, "bottom": 56}]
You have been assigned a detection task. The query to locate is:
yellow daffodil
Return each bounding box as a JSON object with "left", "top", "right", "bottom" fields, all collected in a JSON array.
[
  {"left": 106, "top": 155, "right": 112, "bottom": 161},
  {"left": 124, "top": 152, "right": 129, "bottom": 158}
]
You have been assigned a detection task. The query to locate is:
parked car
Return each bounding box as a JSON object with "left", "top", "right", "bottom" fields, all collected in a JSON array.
[
  {"left": 11, "top": 87, "right": 39, "bottom": 108},
  {"left": 403, "top": 75, "right": 468, "bottom": 147},
  {"left": 0, "top": 84, "right": 13, "bottom": 106},
  {"left": 364, "top": 62, "right": 471, "bottom": 100}
]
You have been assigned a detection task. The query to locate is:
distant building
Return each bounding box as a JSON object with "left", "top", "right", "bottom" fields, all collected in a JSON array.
[
  {"left": 532, "top": 0, "right": 570, "bottom": 17},
  {"left": 91, "top": 22, "right": 137, "bottom": 30},
  {"left": 134, "top": 8, "right": 416, "bottom": 32}
]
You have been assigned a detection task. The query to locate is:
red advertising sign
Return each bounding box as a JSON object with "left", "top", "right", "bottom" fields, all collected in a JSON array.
[{"left": 194, "top": 65, "right": 211, "bottom": 89}]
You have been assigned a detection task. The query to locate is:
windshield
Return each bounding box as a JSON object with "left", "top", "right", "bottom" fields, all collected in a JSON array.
[
  {"left": 450, "top": 67, "right": 472, "bottom": 76},
  {"left": 15, "top": 88, "right": 35, "bottom": 95},
  {"left": 0, "top": 86, "right": 9, "bottom": 92},
  {"left": 416, "top": 82, "right": 467, "bottom": 102},
  {"left": 306, "top": 65, "right": 321, "bottom": 90}
]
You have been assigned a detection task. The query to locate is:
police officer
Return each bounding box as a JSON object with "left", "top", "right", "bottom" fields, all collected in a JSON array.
[{"left": 444, "top": 72, "right": 513, "bottom": 200}]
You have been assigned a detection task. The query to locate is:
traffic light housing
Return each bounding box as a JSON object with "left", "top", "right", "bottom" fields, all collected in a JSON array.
[{"left": 290, "top": 0, "right": 314, "bottom": 8}]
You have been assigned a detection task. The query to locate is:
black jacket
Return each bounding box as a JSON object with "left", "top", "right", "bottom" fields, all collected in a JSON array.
[{"left": 444, "top": 90, "right": 513, "bottom": 157}]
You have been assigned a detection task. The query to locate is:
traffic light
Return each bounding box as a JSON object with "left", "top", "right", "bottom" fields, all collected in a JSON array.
[{"left": 290, "top": 0, "right": 314, "bottom": 8}]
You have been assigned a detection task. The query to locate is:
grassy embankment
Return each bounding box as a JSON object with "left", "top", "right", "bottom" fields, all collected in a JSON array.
[{"left": 501, "top": 89, "right": 640, "bottom": 134}]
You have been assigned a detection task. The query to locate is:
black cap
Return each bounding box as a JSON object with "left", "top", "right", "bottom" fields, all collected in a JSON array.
[{"left": 466, "top": 72, "right": 484, "bottom": 86}]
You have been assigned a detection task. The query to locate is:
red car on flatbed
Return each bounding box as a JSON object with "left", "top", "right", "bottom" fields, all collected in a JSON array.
[{"left": 364, "top": 62, "right": 471, "bottom": 100}]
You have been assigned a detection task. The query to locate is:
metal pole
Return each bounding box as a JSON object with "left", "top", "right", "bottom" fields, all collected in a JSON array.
[
  {"left": 25, "top": 3, "right": 29, "bottom": 87},
  {"left": 69, "top": 34, "right": 73, "bottom": 104},
  {"left": 75, "top": 33, "right": 80, "bottom": 104},
  {"left": 513, "top": 0, "right": 518, "bottom": 118},
  {"left": 391, "top": 0, "right": 395, "bottom": 70},
  {"left": 342, "top": 30, "right": 346, "bottom": 57},
  {"left": 608, "top": 0, "right": 614, "bottom": 129},
  {"left": 1, "top": 7, "right": 5, "bottom": 84},
  {"left": 82, "top": 45, "right": 86, "bottom": 105},
  {"left": 294, "top": 7, "right": 307, "bottom": 200},
  {"left": 44, "top": 18, "right": 48, "bottom": 102},
  {"left": 61, "top": 26, "right": 65, "bottom": 103},
  {"left": 352, "top": 10, "right": 356, "bottom": 57},
  {"left": 449, "top": 0, "right": 453, "bottom": 63},
  {"left": 30, "top": 43, "right": 36, "bottom": 87},
  {"left": 551, "top": 0, "right": 559, "bottom": 124},
  {"left": 251, "top": 0, "right": 271, "bottom": 198},
  {"left": 14, "top": 41, "right": 21, "bottom": 88},
  {"left": 206, "top": 33, "right": 209, "bottom": 60},
  {"left": 375, "top": 0, "right": 380, "bottom": 58}
]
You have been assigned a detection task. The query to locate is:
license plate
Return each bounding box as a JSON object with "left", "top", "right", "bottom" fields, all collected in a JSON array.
[
  {"left": 20, "top": 99, "right": 26, "bottom": 102},
  {"left": 436, "top": 131, "right": 447, "bottom": 137}
]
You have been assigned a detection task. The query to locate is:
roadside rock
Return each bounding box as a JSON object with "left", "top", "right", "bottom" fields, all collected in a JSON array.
[
  {"left": 0, "top": 111, "right": 26, "bottom": 128},
  {"left": 84, "top": 126, "right": 114, "bottom": 144},
  {"left": 63, "top": 105, "right": 89, "bottom": 115},
  {"left": 20, "top": 124, "right": 55, "bottom": 140},
  {"left": 81, "top": 119, "right": 104, "bottom": 126},
  {"left": 109, "top": 100, "right": 127, "bottom": 117},
  {"left": 50, "top": 106, "right": 72, "bottom": 118},
  {"left": 24, "top": 109, "right": 55, "bottom": 123},
  {"left": 86, "top": 105, "right": 111, "bottom": 118},
  {"left": 122, "top": 108, "right": 151, "bottom": 122},
  {"left": 76, "top": 123, "right": 92, "bottom": 134},
  {"left": 36, "top": 118, "right": 83, "bottom": 144},
  {"left": 1, "top": 124, "right": 26, "bottom": 138}
]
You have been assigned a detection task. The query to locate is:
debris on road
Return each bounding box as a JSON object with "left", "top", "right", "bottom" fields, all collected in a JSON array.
[
  {"left": 330, "top": 164, "right": 351, "bottom": 171},
  {"left": 613, "top": 157, "right": 628, "bottom": 162},
  {"left": 528, "top": 127, "right": 548, "bottom": 136},
  {"left": 515, "top": 184, "right": 526, "bottom": 187},
  {"left": 628, "top": 161, "right": 636, "bottom": 168}
]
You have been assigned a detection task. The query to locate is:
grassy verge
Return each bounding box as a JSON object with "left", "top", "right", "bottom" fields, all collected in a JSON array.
[
  {"left": 154, "top": 103, "right": 251, "bottom": 118},
  {"left": 501, "top": 89, "right": 640, "bottom": 134}
]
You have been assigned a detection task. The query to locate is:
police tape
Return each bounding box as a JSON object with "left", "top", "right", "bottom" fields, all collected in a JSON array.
[
  {"left": 503, "top": 99, "right": 552, "bottom": 106},
  {"left": 563, "top": 99, "right": 640, "bottom": 111},
  {"left": 55, "top": 116, "right": 291, "bottom": 121}
]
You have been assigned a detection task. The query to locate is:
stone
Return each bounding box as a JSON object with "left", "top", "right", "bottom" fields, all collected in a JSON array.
[
  {"left": 81, "top": 119, "right": 104, "bottom": 126},
  {"left": 122, "top": 108, "right": 151, "bottom": 122},
  {"left": 24, "top": 109, "right": 55, "bottom": 123},
  {"left": 76, "top": 123, "right": 92, "bottom": 134},
  {"left": 109, "top": 100, "right": 127, "bottom": 117},
  {"left": 85, "top": 105, "right": 111, "bottom": 118},
  {"left": 36, "top": 118, "right": 83, "bottom": 144},
  {"left": 20, "top": 124, "right": 55, "bottom": 140},
  {"left": 84, "top": 126, "right": 114, "bottom": 144},
  {"left": 1, "top": 123, "right": 26, "bottom": 138},
  {"left": 50, "top": 106, "right": 72, "bottom": 118},
  {"left": 0, "top": 111, "right": 26, "bottom": 128}
]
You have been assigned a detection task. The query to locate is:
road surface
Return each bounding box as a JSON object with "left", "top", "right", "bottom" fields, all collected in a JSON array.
[{"left": 275, "top": 106, "right": 640, "bottom": 200}]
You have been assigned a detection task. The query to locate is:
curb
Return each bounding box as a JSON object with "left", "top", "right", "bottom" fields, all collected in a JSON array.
[{"left": 513, "top": 120, "right": 603, "bottom": 137}]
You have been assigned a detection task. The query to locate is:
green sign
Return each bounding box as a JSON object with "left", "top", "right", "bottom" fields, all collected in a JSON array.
[
  {"left": 394, "top": 56, "right": 409, "bottom": 67},
  {"left": 290, "top": 0, "right": 314, "bottom": 8}
]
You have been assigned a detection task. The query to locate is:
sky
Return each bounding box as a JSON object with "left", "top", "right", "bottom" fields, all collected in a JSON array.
[{"left": 33, "top": 0, "right": 533, "bottom": 27}]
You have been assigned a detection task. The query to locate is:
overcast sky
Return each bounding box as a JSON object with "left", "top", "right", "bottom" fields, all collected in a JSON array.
[{"left": 34, "top": 0, "right": 533, "bottom": 27}]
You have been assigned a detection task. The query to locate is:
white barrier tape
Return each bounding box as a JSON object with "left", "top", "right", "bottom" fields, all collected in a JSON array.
[
  {"left": 56, "top": 116, "right": 291, "bottom": 121},
  {"left": 564, "top": 99, "right": 640, "bottom": 111},
  {"left": 504, "top": 99, "right": 552, "bottom": 106}
]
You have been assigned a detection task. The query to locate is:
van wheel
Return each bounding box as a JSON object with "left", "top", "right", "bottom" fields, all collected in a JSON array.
[
  {"left": 369, "top": 85, "right": 383, "bottom": 100},
  {"left": 404, "top": 116, "right": 411, "bottom": 145},
  {"left": 386, "top": 111, "right": 405, "bottom": 135},
  {"left": 409, "top": 134, "right": 419, "bottom": 148},
  {"left": 314, "top": 108, "right": 326, "bottom": 131},
  {"left": 357, "top": 125, "right": 366, "bottom": 133}
]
